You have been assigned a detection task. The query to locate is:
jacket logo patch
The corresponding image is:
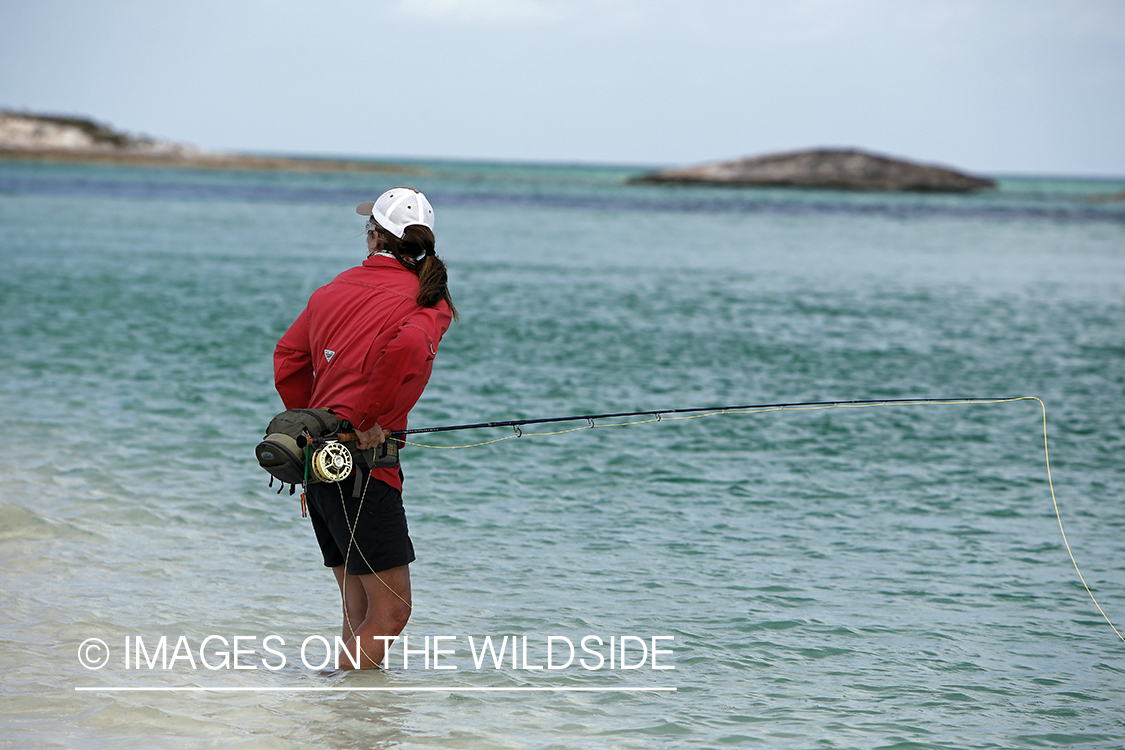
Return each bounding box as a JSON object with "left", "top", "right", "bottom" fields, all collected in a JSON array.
[{"left": 324, "top": 349, "right": 336, "bottom": 363}]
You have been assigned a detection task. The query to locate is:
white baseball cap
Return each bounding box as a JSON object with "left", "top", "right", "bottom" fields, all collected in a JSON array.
[{"left": 356, "top": 187, "right": 435, "bottom": 238}]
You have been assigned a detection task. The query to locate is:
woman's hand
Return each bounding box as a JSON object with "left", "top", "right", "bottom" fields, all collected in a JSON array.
[{"left": 355, "top": 424, "right": 387, "bottom": 450}]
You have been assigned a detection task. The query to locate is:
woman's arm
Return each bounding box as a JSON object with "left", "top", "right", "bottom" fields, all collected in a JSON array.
[{"left": 274, "top": 309, "right": 315, "bottom": 409}]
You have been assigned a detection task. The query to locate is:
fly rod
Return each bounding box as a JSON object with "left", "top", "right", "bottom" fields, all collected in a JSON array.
[
  {"left": 385, "top": 396, "right": 1125, "bottom": 645},
  {"left": 394, "top": 397, "right": 1020, "bottom": 436}
]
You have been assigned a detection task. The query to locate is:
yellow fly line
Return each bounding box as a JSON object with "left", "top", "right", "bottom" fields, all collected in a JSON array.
[{"left": 402, "top": 396, "right": 1123, "bottom": 642}]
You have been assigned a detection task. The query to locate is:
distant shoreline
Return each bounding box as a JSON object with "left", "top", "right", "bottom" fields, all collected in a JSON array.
[
  {"left": 2, "top": 110, "right": 1124, "bottom": 187},
  {"left": 0, "top": 147, "right": 419, "bottom": 174},
  {"left": 0, "top": 109, "right": 417, "bottom": 174}
]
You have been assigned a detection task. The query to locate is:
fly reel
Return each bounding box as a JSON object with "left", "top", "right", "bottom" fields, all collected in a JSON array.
[{"left": 309, "top": 441, "right": 353, "bottom": 483}]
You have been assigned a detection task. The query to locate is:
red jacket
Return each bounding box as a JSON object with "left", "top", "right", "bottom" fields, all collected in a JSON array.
[{"left": 274, "top": 255, "right": 453, "bottom": 491}]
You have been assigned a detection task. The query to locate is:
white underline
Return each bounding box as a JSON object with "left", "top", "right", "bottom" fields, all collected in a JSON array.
[{"left": 75, "top": 686, "right": 676, "bottom": 693}]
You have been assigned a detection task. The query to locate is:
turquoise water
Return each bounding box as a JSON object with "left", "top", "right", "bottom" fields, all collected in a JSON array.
[{"left": 1, "top": 158, "right": 1124, "bottom": 748}]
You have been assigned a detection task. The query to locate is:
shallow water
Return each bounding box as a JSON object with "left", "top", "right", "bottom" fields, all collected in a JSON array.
[{"left": 1, "top": 159, "right": 1124, "bottom": 748}]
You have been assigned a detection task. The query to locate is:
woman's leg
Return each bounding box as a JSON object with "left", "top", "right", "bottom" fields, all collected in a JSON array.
[
  {"left": 335, "top": 564, "right": 412, "bottom": 669},
  {"left": 332, "top": 565, "right": 368, "bottom": 642}
]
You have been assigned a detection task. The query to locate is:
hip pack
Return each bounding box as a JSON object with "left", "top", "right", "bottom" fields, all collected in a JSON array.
[
  {"left": 255, "top": 408, "right": 343, "bottom": 487},
  {"left": 254, "top": 408, "right": 399, "bottom": 492}
]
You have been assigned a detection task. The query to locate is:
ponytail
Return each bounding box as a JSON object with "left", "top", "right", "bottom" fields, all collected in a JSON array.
[{"left": 375, "top": 224, "right": 459, "bottom": 321}]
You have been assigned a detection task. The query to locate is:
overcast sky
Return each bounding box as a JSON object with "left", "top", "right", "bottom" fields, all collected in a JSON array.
[{"left": 2, "top": 0, "right": 1123, "bottom": 176}]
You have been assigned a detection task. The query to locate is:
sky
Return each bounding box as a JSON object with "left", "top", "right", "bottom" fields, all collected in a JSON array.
[{"left": 1, "top": 0, "right": 1124, "bottom": 177}]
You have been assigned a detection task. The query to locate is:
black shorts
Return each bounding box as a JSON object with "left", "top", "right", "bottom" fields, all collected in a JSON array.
[{"left": 305, "top": 470, "right": 415, "bottom": 575}]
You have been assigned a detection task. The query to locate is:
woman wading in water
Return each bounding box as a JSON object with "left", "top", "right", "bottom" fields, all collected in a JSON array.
[{"left": 274, "top": 187, "right": 457, "bottom": 669}]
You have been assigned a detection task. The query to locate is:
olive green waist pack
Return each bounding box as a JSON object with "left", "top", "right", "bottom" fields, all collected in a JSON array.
[{"left": 254, "top": 408, "right": 400, "bottom": 490}]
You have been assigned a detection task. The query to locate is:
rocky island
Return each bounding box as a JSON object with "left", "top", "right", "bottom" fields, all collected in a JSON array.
[
  {"left": 630, "top": 148, "right": 995, "bottom": 192},
  {"left": 0, "top": 109, "right": 405, "bottom": 173}
]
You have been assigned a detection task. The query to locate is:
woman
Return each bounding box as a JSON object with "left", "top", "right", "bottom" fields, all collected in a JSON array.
[{"left": 274, "top": 187, "right": 457, "bottom": 669}]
